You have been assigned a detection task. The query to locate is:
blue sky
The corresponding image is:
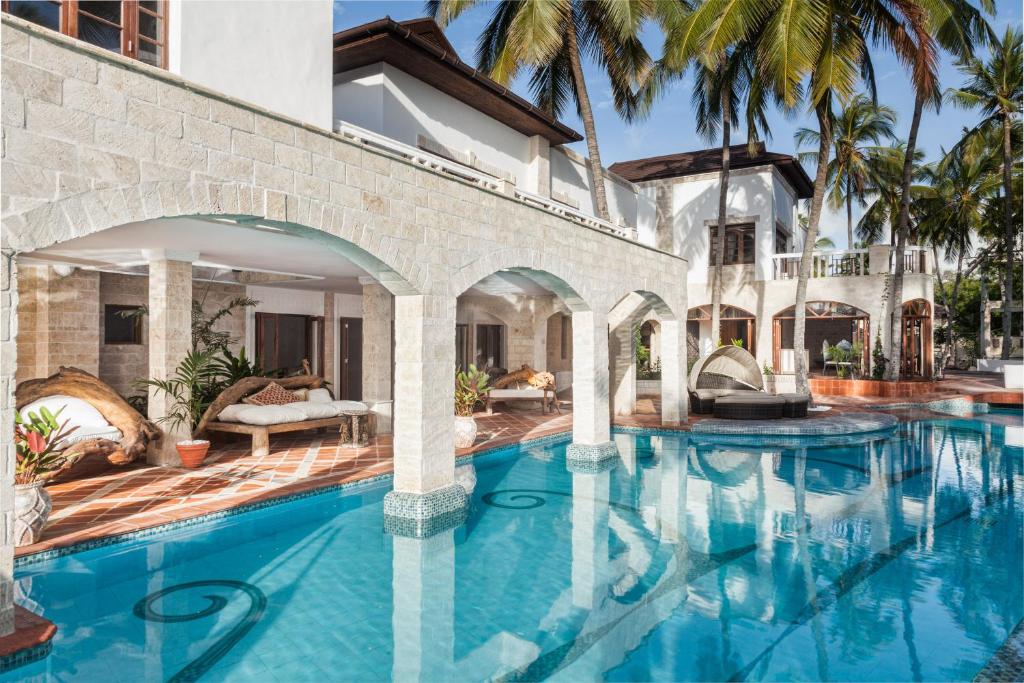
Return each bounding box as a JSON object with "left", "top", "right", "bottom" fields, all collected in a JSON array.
[{"left": 333, "top": 0, "right": 1023, "bottom": 245}]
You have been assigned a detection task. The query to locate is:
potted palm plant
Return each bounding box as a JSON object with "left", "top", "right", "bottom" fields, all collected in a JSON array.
[
  {"left": 454, "top": 365, "right": 490, "bottom": 449},
  {"left": 14, "top": 405, "right": 77, "bottom": 546},
  {"left": 139, "top": 350, "right": 220, "bottom": 468}
]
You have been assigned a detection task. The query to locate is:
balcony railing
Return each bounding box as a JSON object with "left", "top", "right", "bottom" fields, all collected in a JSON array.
[
  {"left": 335, "top": 120, "right": 636, "bottom": 241},
  {"left": 772, "top": 249, "right": 870, "bottom": 280},
  {"left": 772, "top": 245, "right": 933, "bottom": 280},
  {"left": 901, "top": 246, "right": 929, "bottom": 274}
]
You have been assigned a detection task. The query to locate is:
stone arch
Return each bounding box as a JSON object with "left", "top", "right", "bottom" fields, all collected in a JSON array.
[
  {"left": 451, "top": 248, "right": 594, "bottom": 312},
  {"left": 4, "top": 180, "right": 424, "bottom": 296}
]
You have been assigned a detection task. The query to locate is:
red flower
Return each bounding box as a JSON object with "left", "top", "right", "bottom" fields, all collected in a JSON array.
[{"left": 26, "top": 431, "right": 47, "bottom": 454}]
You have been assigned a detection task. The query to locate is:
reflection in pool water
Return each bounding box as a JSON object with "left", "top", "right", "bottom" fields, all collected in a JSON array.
[{"left": 8, "top": 416, "right": 1023, "bottom": 682}]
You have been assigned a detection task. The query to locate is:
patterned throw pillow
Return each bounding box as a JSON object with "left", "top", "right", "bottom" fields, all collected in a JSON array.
[{"left": 243, "top": 382, "right": 301, "bottom": 406}]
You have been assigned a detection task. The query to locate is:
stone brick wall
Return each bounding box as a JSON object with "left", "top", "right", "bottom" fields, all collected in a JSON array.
[
  {"left": 15, "top": 265, "right": 99, "bottom": 382},
  {"left": 546, "top": 313, "right": 573, "bottom": 373}
]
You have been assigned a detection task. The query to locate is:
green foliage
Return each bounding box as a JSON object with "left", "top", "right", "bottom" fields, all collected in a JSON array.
[
  {"left": 872, "top": 333, "right": 888, "bottom": 380},
  {"left": 731, "top": 338, "right": 744, "bottom": 348},
  {"left": 763, "top": 363, "right": 775, "bottom": 377},
  {"left": 14, "top": 406, "right": 78, "bottom": 484},
  {"left": 634, "top": 326, "right": 660, "bottom": 379},
  {"left": 137, "top": 346, "right": 267, "bottom": 434},
  {"left": 455, "top": 364, "right": 490, "bottom": 417},
  {"left": 120, "top": 289, "right": 258, "bottom": 352}
]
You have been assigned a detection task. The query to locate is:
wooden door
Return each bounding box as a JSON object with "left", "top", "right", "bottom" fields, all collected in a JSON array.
[{"left": 339, "top": 317, "right": 362, "bottom": 400}]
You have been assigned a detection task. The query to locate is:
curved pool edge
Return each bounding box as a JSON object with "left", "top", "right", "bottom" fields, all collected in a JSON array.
[
  {"left": 14, "top": 430, "right": 575, "bottom": 569},
  {"left": 691, "top": 412, "right": 899, "bottom": 436}
]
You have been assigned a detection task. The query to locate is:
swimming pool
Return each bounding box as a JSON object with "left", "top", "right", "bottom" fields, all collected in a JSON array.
[{"left": 8, "top": 416, "right": 1023, "bottom": 682}]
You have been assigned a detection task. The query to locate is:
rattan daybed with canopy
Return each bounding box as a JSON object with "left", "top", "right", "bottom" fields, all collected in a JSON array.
[{"left": 688, "top": 346, "right": 808, "bottom": 418}]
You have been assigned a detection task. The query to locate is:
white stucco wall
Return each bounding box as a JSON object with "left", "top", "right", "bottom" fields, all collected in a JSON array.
[
  {"left": 332, "top": 64, "right": 386, "bottom": 133},
  {"left": 550, "top": 147, "right": 639, "bottom": 230},
  {"left": 671, "top": 167, "right": 780, "bottom": 283},
  {"left": 168, "top": 0, "right": 333, "bottom": 129}
]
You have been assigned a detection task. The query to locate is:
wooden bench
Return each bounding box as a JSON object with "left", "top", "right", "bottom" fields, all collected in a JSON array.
[
  {"left": 485, "top": 388, "right": 559, "bottom": 415},
  {"left": 205, "top": 417, "right": 347, "bottom": 457}
]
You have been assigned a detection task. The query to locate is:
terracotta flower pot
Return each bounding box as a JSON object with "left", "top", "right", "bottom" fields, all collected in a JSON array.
[
  {"left": 176, "top": 440, "right": 210, "bottom": 468},
  {"left": 453, "top": 416, "right": 478, "bottom": 449},
  {"left": 14, "top": 482, "right": 51, "bottom": 547}
]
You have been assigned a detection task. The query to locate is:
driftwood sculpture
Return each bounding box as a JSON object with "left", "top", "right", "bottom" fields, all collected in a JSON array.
[
  {"left": 194, "top": 374, "right": 326, "bottom": 438},
  {"left": 15, "top": 367, "right": 161, "bottom": 479},
  {"left": 492, "top": 365, "right": 556, "bottom": 390}
]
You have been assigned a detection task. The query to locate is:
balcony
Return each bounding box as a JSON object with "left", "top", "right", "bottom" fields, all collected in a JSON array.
[
  {"left": 772, "top": 245, "right": 931, "bottom": 280},
  {"left": 334, "top": 120, "right": 638, "bottom": 242}
]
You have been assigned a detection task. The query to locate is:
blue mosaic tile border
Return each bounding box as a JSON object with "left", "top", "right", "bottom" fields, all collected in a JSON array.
[
  {"left": 691, "top": 413, "right": 899, "bottom": 436},
  {"left": 566, "top": 441, "right": 619, "bottom": 464},
  {"left": 867, "top": 398, "right": 991, "bottom": 416},
  {"left": 0, "top": 638, "right": 52, "bottom": 674},
  {"left": 974, "top": 618, "right": 1024, "bottom": 682},
  {"left": 16, "top": 430, "right": 574, "bottom": 569}
]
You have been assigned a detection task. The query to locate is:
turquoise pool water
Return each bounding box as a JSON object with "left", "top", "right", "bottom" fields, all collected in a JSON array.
[{"left": 8, "top": 416, "right": 1023, "bottom": 682}]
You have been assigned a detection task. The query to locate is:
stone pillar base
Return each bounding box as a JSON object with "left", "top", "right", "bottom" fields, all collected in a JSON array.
[
  {"left": 383, "top": 484, "right": 468, "bottom": 538},
  {"left": 566, "top": 441, "right": 619, "bottom": 469}
]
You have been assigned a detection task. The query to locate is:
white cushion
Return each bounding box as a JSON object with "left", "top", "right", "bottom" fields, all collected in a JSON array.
[
  {"left": 308, "top": 388, "right": 333, "bottom": 404},
  {"left": 288, "top": 401, "right": 340, "bottom": 420},
  {"left": 489, "top": 389, "right": 545, "bottom": 399},
  {"left": 20, "top": 395, "right": 110, "bottom": 429},
  {"left": 231, "top": 405, "right": 307, "bottom": 426},
  {"left": 216, "top": 404, "right": 254, "bottom": 423},
  {"left": 55, "top": 426, "right": 123, "bottom": 450},
  {"left": 331, "top": 400, "right": 368, "bottom": 413}
]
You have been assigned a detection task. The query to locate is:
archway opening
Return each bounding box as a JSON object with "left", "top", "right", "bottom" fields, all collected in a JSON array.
[
  {"left": 687, "top": 305, "right": 756, "bottom": 358},
  {"left": 901, "top": 299, "right": 933, "bottom": 378},
  {"left": 772, "top": 301, "right": 870, "bottom": 374},
  {"left": 456, "top": 268, "right": 586, "bottom": 421}
]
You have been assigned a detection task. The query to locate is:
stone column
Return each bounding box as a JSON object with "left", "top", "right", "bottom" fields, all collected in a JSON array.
[
  {"left": 659, "top": 319, "right": 686, "bottom": 424},
  {"left": 361, "top": 277, "right": 393, "bottom": 401},
  {"left": 571, "top": 469, "right": 610, "bottom": 609},
  {"left": 568, "top": 307, "right": 616, "bottom": 464},
  {"left": 658, "top": 436, "right": 688, "bottom": 544},
  {"left": 609, "top": 319, "right": 636, "bottom": 417},
  {"left": 383, "top": 294, "right": 465, "bottom": 537},
  {"left": 0, "top": 255, "right": 18, "bottom": 637},
  {"left": 391, "top": 531, "right": 456, "bottom": 681},
  {"left": 146, "top": 252, "right": 195, "bottom": 466},
  {"left": 323, "top": 292, "right": 335, "bottom": 385},
  {"left": 525, "top": 135, "right": 551, "bottom": 198}
]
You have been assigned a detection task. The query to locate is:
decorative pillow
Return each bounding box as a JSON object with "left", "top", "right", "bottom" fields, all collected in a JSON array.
[
  {"left": 20, "top": 395, "right": 110, "bottom": 428},
  {"left": 243, "top": 382, "right": 301, "bottom": 406},
  {"left": 308, "top": 388, "right": 333, "bottom": 404},
  {"left": 291, "top": 388, "right": 309, "bottom": 401}
]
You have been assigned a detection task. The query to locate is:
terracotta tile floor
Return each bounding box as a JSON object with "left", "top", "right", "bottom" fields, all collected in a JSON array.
[
  {"left": 20, "top": 377, "right": 1019, "bottom": 560},
  {"left": 19, "top": 407, "right": 576, "bottom": 558}
]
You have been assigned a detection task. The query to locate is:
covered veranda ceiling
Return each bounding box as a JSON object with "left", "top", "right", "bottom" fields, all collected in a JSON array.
[{"left": 22, "top": 216, "right": 553, "bottom": 299}]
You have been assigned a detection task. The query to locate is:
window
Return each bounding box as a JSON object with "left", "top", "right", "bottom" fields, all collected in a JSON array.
[
  {"left": 709, "top": 224, "right": 756, "bottom": 265},
  {"left": 775, "top": 225, "right": 790, "bottom": 254},
  {"left": 256, "top": 313, "right": 325, "bottom": 376},
  {"left": 455, "top": 324, "right": 469, "bottom": 372},
  {"left": 3, "top": 1, "right": 167, "bottom": 68},
  {"left": 475, "top": 324, "right": 504, "bottom": 370},
  {"left": 104, "top": 304, "right": 143, "bottom": 344}
]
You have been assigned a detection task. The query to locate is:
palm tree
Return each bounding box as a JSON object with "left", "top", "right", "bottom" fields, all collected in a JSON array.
[
  {"left": 917, "top": 144, "right": 999, "bottom": 371},
  {"left": 428, "top": 0, "right": 656, "bottom": 222},
  {"left": 795, "top": 96, "right": 898, "bottom": 249},
  {"left": 683, "top": 44, "right": 771, "bottom": 348},
  {"left": 946, "top": 27, "right": 1023, "bottom": 359},
  {"left": 886, "top": 0, "right": 992, "bottom": 380},
  {"left": 857, "top": 143, "right": 926, "bottom": 246}
]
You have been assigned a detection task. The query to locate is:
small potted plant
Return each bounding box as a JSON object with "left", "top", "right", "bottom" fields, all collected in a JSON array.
[
  {"left": 14, "top": 406, "right": 77, "bottom": 546},
  {"left": 454, "top": 364, "right": 490, "bottom": 449},
  {"left": 139, "top": 350, "right": 218, "bottom": 468}
]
